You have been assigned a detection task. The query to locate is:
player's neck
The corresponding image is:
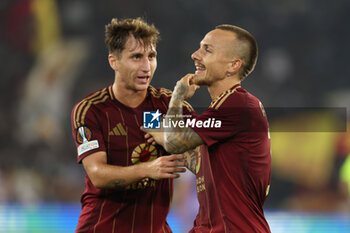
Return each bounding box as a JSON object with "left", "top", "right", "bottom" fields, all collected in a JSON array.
[
  {"left": 208, "top": 76, "right": 240, "bottom": 100},
  {"left": 112, "top": 83, "right": 147, "bottom": 108}
]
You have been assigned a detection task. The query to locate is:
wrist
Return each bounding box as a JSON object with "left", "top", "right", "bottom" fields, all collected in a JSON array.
[
  {"left": 130, "top": 162, "right": 147, "bottom": 180},
  {"left": 174, "top": 83, "right": 187, "bottom": 100},
  {"left": 136, "top": 162, "right": 150, "bottom": 179}
]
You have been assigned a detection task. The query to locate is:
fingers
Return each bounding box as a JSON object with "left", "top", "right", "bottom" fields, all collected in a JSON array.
[
  {"left": 158, "top": 156, "right": 186, "bottom": 167},
  {"left": 145, "top": 137, "right": 154, "bottom": 144},
  {"left": 145, "top": 134, "right": 155, "bottom": 143},
  {"left": 188, "top": 74, "right": 196, "bottom": 85},
  {"left": 177, "top": 74, "right": 194, "bottom": 86},
  {"left": 140, "top": 127, "right": 158, "bottom": 145},
  {"left": 147, "top": 154, "right": 188, "bottom": 180},
  {"left": 167, "top": 154, "right": 185, "bottom": 160},
  {"left": 188, "top": 75, "right": 200, "bottom": 90},
  {"left": 184, "top": 74, "right": 195, "bottom": 85},
  {"left": 159, "top": 167, "right": 186, "bottom": 180},
  {"left": 162, "top": 167, "right": 186, "bottom": 173}
]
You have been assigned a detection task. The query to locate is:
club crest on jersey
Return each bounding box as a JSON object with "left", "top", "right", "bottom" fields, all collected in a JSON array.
[
  {"left": 76, "top": 126, "right": 92, "bottom": 144},
  {"left": 143, "top": 110, "right": 161, "bottom": 129},
  {"left": 131, "top": 143, "right": 158, "bottom": 164}
]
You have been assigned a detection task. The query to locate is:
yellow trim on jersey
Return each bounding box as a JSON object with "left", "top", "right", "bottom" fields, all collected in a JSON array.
[
  {"left": 73, "top": 89, "right": 104, "bottom": 128},
  {"left": 108, "top": 85, "right": 114, "bottom": 100},
  {"left": 149, "top": 86, "right": 194, "bottom": 113},
  {"left": 80, "top": 95, "right": 109, "bottom": 126},
  {"left": 93, "top": 199, "right": 106, "bottom": 233},
  {"left": 210, "top": 86, "right": 239, "bottom": 110},
  {"left": 73, "top": 88, "right": 108, "bottom": 128},
  {"left": 116, "top": 106, "right": 129, "bottom": 165},
  {"left": 209, "top": 91, "right": 228, "bottom": 109},
  {"left": 149, "top": 86, "right": 172, "bottom": 98},
  {"left": 183, "top": 100, "right": 194, "bottom": 113}
]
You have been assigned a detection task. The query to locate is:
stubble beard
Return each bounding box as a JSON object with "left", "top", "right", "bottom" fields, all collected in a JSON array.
[{"left": 192, "top": 74, "right": 211, "bottom": 86}]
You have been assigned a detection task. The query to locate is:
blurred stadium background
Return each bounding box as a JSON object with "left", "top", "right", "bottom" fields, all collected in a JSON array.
[{"left": 1, "top": 0, "right": 350, "bottom": 232}]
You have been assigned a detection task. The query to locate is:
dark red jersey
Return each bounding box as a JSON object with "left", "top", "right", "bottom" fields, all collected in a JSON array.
[
  {"left": 71, "top": 85, "right": 194, "bottom": 233},
  {"left": 190, "top": 84, "right": 271, "bottom": 233}
]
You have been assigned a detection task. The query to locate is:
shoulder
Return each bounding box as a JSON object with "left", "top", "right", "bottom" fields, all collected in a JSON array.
[
  {"left": 209, "top": 85, "right": 247, "bottom": 110},
  {"left": 72, "top": 86, "right": 112, "bottom": 128},
  {"left": 148, "top": 85, "right": 173, "bottom": 98},
  {"left": 73, "top": 86, "right": 112, "bottom": 111},
  {"left": 148, "top": 85, "right": 194, "bottom": 113}
]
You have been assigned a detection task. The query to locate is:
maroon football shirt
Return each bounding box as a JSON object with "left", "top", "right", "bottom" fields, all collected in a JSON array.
[
  {"left": 190, "top": 84, "right": 271, "bottom": 233},
  {"left": 71, "top": 85, "right": 194, "bottom": 233}
]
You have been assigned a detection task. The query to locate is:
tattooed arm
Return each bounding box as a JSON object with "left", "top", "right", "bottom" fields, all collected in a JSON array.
[{"left": 163, "top": 74, "right": 204, "bottom": 154}]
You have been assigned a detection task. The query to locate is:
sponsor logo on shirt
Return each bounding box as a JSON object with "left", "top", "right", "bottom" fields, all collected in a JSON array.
[{"left": 108, "top": 123, "right": 127, "bottom": 136}]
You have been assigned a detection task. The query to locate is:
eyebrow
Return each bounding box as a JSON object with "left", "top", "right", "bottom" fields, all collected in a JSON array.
[
  {"left": 200, "top": 43, "right": 213, "bottom": 49},
  {"left": 151, "top": 50, "right": 158, "bottom": 56},
  {"left": 129, "top": 52, "right": 143, "bottom": 57},
  {"left": 129, "top": 50, "right": 157, "bottom": 57}
]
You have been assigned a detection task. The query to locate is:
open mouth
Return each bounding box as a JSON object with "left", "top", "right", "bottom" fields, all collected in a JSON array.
[
  {"left": 137, "top": 76, "right": 150, "bottom": 84},
  {"left": 195, "top": 64, "right": 206, "bottom": 75}
]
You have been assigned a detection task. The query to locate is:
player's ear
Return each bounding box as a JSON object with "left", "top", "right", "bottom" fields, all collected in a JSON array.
[
  {"left": 108, "top": 53, "right": 118, "bottom": 70},
  {"left": 227, "top": 58, "right": 242, "bottom": 74}
]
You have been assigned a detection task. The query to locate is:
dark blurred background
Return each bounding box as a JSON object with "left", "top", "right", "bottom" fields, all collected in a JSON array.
[{"left": 1, "top": 0, "right": 350, "bottom": 232}]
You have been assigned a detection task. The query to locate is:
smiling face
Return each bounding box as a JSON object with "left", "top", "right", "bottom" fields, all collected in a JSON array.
[
  {"left": 112, "top": 35, "right": 157, "bottom": 92},
  {"left": 191, "top": 29, "right": 239, "bottom": 86}
]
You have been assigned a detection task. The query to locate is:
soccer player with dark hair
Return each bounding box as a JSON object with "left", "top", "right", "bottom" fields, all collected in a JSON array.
[
  {"left": 144, "top": 25, "right": 271, "bottom": 232},
  {"left": 71, "top": 17, "right": 194, "bottom": 233}
]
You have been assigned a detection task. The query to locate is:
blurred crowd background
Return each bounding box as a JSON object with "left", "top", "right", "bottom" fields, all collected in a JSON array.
[{"left": 1, "top": 0, "right": 350, "bottom": 231}]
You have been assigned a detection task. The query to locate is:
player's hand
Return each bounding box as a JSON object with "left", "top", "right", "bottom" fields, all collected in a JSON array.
[
  {"left": 175, "top": 73, "right": 200, "bottom": 100},
  {"left": 145, "top": 154, "right": 187, "bottom": 179},
  {"left": 141, "top": 126, "right": 164, "bottom": 146}
]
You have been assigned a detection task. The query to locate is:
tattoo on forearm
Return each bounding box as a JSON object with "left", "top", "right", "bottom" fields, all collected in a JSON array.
[
  {"left": 164, "top": 83, "right": 203, "bottom": 153},
  {"left": 165, "top": 126, "right": 203, "bottom": 153}
]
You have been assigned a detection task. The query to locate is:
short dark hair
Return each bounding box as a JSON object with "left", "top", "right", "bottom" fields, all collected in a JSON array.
[
  {"left": 216, "top": 24, "right": 258, "bottom": 80},
  {"left": 105, "top": 17, "right": 160, "bottom": 55}
]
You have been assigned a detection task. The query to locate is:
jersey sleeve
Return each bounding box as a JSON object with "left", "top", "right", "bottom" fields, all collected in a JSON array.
[
  {"left": 71, "top": 103, "right": 106, "bottom": 163},
  {"left": 190, "top": 92, "right": 247, "bottom": 147}
]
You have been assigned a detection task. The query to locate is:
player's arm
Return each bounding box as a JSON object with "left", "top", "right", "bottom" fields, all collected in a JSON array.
[
  {"left": 82, "top": 151, "right": 186, "bottom": 189},
  {"left": 143, "top": 74, "right": 203, "bottom": 154},
  {"left": 163, "top": 74, "right": 203, "bottom": 153}
]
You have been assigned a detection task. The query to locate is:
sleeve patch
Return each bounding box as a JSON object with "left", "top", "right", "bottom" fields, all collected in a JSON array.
[
  {"left": 76, "top": 126, "right": 92, "bottom": 144},
  {"left": 78, "top": 140, "right": 99, "bottom": 156}
]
